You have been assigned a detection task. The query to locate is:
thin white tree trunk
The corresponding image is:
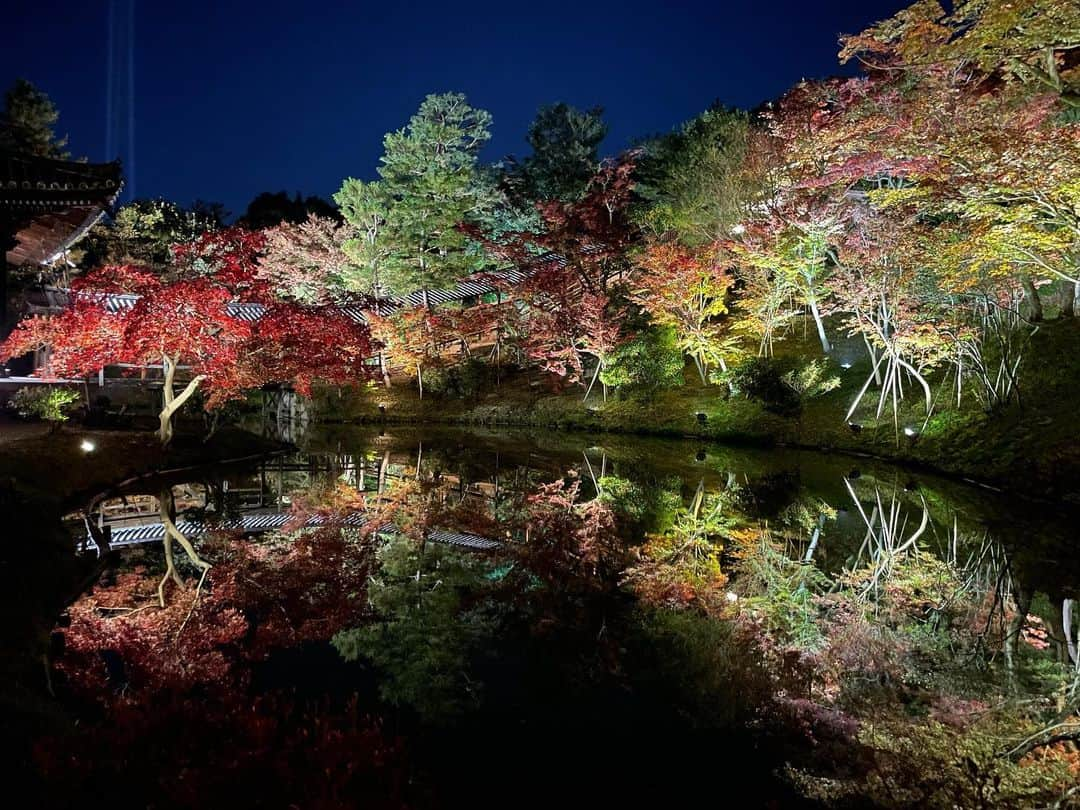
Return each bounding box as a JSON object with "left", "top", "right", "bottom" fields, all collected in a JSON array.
[
  {"left": 807, "top": 294, "right": 830, "bottom": 354},
  {"left": 583, "top": 358, "right": 601, "bottom": 402}
]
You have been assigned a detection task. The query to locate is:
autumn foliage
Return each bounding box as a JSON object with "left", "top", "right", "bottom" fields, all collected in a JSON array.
[
  {"left": 1, "top": 228, "right": 376, "bottom": 438},
  {"left": 39, "top": 527, "right": 404, "bottom": 808}
]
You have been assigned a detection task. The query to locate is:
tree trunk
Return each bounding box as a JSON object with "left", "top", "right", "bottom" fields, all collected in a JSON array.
[
  {"left": 1004, "top": 584, "right": 1033, "bottom": 682},
  {"left": 157, "top": 486, "right": 211, "bottom": 606},
  {"left": 693, "top": 353, "right": 707, "bottom": 385},
  {"left": 1022, "top": 275, "right": 1043, "bottom": 322},
  {"left": 1062, "top": 281, "right": 1078, "bottom": 318},
  {"left": 158, "top": 353, "right": 206, "bottom": 446},
  {"left": 807, "top": 295, "right": 831, "bottom": 353},
  {"left": 379, "top": 351, "right": 391, "bottom": 388},
  {"left": 1064, "top": 599, "right": 1077, "bottom": 666},
  {"left": 583, "top": 358, "right": 601, "bottom": 401},
  {"left": 378, "top": 450, "right": 390, "bottom": 495}
]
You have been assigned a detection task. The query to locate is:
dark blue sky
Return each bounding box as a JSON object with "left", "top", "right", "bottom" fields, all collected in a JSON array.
[{"left": 4, "top": 0, "right": 905, "bottom": 217}]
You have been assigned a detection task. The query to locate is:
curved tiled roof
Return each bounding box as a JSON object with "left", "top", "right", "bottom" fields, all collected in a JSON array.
[
  {"left": 0, "top": 151, "right": 123, "bottom": 210},
  {"left": 2, "top": 150, "right": 124, "bottom": 268},
  {"left": 46, "top": 265, "right": 531, "bottom": 325}
]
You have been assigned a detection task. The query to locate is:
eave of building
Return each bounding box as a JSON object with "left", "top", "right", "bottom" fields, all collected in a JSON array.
[{"left": 2, "top": 150, "right": 125, "bottom": 267}]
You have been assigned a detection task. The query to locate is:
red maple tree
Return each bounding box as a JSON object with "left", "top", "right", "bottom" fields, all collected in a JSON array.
[{"left": 2, "top": 233, "right": 376, "bottom": 444}]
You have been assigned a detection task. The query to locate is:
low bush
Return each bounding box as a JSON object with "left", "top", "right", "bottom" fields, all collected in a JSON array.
[
  {"left": 600, "top": 326, "right": 685, "bottom": 396},
  {"left": 729, "top": 358, "right": 802, "bottom": 416},
  {"left": 8, "top": 386, "right": 80, "bottom": 423},
  {"left": 422, "top": 358, "right": 495, "bottom": 400}
]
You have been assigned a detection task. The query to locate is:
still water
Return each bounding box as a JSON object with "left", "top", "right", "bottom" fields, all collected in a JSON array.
[{"left": 52, "top": 426, "right": 1080, "bottom": 807}]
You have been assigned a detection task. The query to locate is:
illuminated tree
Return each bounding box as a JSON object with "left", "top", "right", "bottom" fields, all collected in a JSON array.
[
  {"left": 366, "top": 93, "right": 498, "bottom": 306},
  {"left": 839, "top": 0, "right": 1080, "bottom": 112},
  {"left": 724, "top": 229, "right": 799, "bottom": 358},
  {"left": 635, "top": 105, "right": 751, "bottom": 245},
  {"left": 831, "top": 213, "right": 949, "bottom": 434},
  {"left": 473, "top": 156, "right": 639, "bottom": 393},
  {"left": 366, "top": 306, "right": 447, "bottom": 399},
  {"left": 333, "top": 178, "right": 392, "bottom": 298},
  {"left": 2, "top": 232, "right": 375, "bottom": 444},
  {"left": 485, "top": 154, "right": 640, "bottom": 297},
  {"left": 631, "top": 242, "right": 740, "bottom": 382},
  {"left": 257, "top": 214, "right": 355, "bottom": 305}
]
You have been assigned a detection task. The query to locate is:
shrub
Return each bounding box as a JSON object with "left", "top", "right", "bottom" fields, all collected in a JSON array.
[
  {"left": 600, "top": 326, "right": 684, "bottom": 395},
  {"left": 422, "top": 358, "right": 494, "bottom": 400},
  {"left": 9, "top": 386, "right": 80, "bottom": 423},
  {"left": 782, "top": 359, "right": 840, "bottom": 400},
  {"left": 729, "top": 358, "right": 839, "bottom": 416},
  {"left": 729, "top": 357, "right": 802, "bottom": 415}
]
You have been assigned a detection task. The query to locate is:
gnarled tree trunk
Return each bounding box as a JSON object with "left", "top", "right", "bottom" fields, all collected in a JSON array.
[
  {"left": 157, "top": 486, "right": 211, "bottom": 606},
  {"left": 158, "top": 353, "right": 207, "bottom": 446}
]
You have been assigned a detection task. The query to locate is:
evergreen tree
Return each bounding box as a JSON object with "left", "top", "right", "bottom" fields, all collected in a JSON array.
[
  {"left": 0, "top": 79, "right": 69, "bottom": 158},
  {"left": 373, "top": 92, "right": 497, "bottom": 305},
  {"left": 634, "top": 105, "right": 750, "bottom": 245},
  {"left": 518, "top": 102, "right": 607, "bottom": 203},
  {"left": 239, "top": 191, "right": 337, "bottom": 228}
]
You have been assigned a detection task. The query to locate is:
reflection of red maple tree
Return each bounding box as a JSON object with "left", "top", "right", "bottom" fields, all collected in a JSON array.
[{"left": 38, "top": 527, "right": 405, "bottom": 808}]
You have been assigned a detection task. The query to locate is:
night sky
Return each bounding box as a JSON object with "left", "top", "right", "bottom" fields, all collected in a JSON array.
[{"left": 4, "top": 0, "right": 905, "bottom": 217}]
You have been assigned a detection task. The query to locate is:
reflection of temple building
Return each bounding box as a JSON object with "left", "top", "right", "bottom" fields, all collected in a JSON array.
[{"left": 0, "top": 150, "right": 123, "bottom": 358}]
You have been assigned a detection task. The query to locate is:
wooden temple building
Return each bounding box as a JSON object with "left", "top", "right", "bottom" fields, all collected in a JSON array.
[{"left": 0, "top": 150, "right": 123, "bottom": 344}]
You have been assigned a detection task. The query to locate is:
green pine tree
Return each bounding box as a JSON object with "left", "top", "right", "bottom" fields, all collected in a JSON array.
[
  {"left": 520, "top": 102, "right": 607, "bottom": 202},
  {"left": 0, "top": 79, "right": 69, "bottom": 159},
  {"left": 334, "top": 178, "right": 393, "bottom": 297},
  {"left": 371, "top": 92, "right": 496, "bottom": 305}
]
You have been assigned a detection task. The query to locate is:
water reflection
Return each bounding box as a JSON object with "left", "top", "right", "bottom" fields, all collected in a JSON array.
[{"left": 52, "top": 427, "right": 1080, "bottom": 807}]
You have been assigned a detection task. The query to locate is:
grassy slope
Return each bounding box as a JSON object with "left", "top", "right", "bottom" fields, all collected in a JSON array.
[{"left": 316, "top": 317, "right": 1080, "bottom": 502}]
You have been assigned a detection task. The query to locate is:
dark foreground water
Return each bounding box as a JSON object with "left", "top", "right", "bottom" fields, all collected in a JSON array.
[{"left": 18, "top": 426, "right": 1080, "bottom": 808}]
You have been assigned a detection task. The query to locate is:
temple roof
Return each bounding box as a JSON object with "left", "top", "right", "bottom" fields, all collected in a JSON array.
[
  {"left": 0, "top": 151, "right": 123, "bottom": 210},
  {"left": 31, "top": 266, "right": 531, "bottom": 324},
  {"left": 1, "top": 150, "right": 124, "bottom": 267}
]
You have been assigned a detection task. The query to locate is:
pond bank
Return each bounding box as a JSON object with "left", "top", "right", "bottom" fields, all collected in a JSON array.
[{"left": 311, "top": 363, "right": 1080, "bottom": 507}]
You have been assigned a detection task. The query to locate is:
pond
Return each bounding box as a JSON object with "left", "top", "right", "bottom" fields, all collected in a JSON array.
[{"left": 29, "top": 426, "right": 1080, "bottom": 807}]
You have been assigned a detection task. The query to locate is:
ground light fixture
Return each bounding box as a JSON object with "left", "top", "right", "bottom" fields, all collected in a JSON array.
[
  {"left": 840, "top": 361, "right": 852, "bottom": 369},
  {"left": 696, "top": 411, "right": 707, "bottom": 425},
  {"left": 904, "top": 426, "right": 918, "bottom": 438},
  {"left": 80, "top": 439, "right": 96, "bottom": 452}
]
